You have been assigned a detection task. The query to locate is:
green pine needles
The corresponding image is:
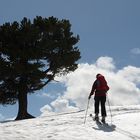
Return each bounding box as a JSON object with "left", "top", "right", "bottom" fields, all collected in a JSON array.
[{"left": 0, "top": 16, "right": 81, "bottom": 120}]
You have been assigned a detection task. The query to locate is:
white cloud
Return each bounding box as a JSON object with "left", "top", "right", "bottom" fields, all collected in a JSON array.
[
  {"left": 40, "top": 104, "right": 54, "bottom": 117},
  {"left": 95, "top": 56, "right": 116, "bottom": 71},
  {"left": 40, "top": 104, "right": 53, "bottom": 113},
  {"left": 40, "top": 97, "right": 79, "bottom": 117},
  {"left": 130, "top": 48, "right": 140, "bottom": 55},
  {"left": 50, "top": 97, "right": 79, "bottom": 113},
  {"left": 117, "top": 66, "right": 140, "bottom": 85},
  {"left": 40, "top": 56, "right": 140, "bottom": 115}
]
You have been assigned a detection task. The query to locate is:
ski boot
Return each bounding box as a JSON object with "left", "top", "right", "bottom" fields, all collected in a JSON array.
[
  {"left": 94, "top": 114, "right": 99, "bottom": 121},
  {"left": 101, "top": 116, "right": 106, "bottom": 124}
]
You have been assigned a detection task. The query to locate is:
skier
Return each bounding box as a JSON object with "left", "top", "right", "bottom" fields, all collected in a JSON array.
[{"left": 88, "top": 74, "right": 109, "bottom": 123}]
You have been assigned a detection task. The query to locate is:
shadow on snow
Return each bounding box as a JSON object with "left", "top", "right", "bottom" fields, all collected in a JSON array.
[{"left": 92, "top": 122, "right": 116, "bottom": 132}]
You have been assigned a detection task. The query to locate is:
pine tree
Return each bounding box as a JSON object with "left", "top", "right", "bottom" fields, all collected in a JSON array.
[{"left": 0, "top": 16, "right": 81, "bottom": 120}]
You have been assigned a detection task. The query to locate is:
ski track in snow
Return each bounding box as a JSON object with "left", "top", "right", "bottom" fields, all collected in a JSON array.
[{"left": 0, "top": 106, "right": 140, "bottom": 140}]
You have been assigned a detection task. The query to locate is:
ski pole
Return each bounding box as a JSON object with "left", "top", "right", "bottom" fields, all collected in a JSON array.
[
  {"left": 107, "top": 95, "right": 113, "bottom": 124},
  {"left": 84, "top": 99, "right": 90, "bottom": 124}
]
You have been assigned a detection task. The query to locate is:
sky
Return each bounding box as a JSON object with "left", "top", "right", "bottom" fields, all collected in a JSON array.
[{"left": 0, "top": 0, "right": 140, "bottom": 121}]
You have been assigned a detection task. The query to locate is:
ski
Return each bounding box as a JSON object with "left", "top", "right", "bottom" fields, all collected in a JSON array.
[
  {"left": 90, "top": 114, "right": 102, "bottom": 125},
  {"left": 90, "top": 114, "right": 108, "bottom": 125},
  {"left": 90, "top": 114, "right": 116, "bottom": 131}
]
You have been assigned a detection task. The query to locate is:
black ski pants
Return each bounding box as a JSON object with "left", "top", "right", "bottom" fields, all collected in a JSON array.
[{"left": 94, "top": 96, "right": 107, "bottom": 117}]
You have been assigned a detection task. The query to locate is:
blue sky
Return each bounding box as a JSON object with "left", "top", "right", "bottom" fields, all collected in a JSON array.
[{"left": 0, "top": 0, "right": 140, "bottom": 121}]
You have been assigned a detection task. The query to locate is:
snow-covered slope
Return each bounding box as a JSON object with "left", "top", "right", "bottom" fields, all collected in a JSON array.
[{"left": 1, "top": 106, "right": 140, "bottom": 140}]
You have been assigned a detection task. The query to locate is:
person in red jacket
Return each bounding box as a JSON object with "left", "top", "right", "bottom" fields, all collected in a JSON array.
[{"left": 88, "top": 74, "right": 109, "bottom": 123}]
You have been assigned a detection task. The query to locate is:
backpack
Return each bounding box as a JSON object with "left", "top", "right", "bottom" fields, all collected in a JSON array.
[{"left": 96, "top": 75, "right": 109, "bottom": 92}]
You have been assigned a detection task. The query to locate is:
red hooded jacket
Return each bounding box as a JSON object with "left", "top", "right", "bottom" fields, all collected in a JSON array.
[{"left": 90, "top": 74, "right": 109, "bottom": 96}]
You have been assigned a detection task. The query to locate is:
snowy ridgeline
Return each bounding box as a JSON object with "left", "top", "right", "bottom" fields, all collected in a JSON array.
[{"left": 1, "top": 105, "right": 140, "bottom": 140}]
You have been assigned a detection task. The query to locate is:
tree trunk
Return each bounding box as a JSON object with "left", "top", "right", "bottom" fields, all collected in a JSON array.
[{"left": 15, "top": 91, "right": 35, "bottom": 120}]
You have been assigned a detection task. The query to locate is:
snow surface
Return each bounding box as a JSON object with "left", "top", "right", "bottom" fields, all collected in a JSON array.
[{"left": 1, "top": 105, "right": 140, "bottom": 140}]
